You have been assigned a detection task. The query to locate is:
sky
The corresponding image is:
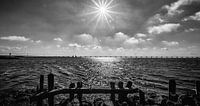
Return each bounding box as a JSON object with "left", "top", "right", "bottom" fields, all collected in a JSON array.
[{"left": 0, "top": 0, "right": 200, "bottom": 56}]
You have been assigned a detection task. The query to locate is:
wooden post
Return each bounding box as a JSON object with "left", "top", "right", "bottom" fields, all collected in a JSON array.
[
  {"left": 118, "top": 81, "right": 125, "bottom": 103},
  {"left": 40, "top": 75, "right": 44, "bottom": 92},
  {"left": 139, "top": 90, "right": 145, "bottom": 105},
  {"left": 110, "top": 82, "right": 115, "bottom": 104},
  {"left": 48, "top": 73, "right": 54, "bottom": 106},
  {"left": 69, "top": 83, "right": 75, "bottom": 101},
  {"left": 77, "top": 82, "right": 83, "bottom": 106},
  {"left": 169, "top": 79, "right": 176, "bottom": 101},
  {"left": 37, "top": 75, "right": 44, "bottom": 106},
  {"left": 169, "top": 79, "right": 176, "bottom": 94},
  {"left": 196, "top": 81, "right": 200, "bottom": 96}
]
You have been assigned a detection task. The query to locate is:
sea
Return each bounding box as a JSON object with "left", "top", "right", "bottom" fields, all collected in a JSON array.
[{"left": 0, "top": 56, "right": 200, "bottom": 105}]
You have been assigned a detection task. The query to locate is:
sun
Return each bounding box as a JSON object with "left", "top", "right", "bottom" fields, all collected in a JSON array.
[
  {"left": 99, "top": 6, "right": 107, "bottom": 14},
  {"left": 84, "top": 0, "right": 120, "bottom": 29}
]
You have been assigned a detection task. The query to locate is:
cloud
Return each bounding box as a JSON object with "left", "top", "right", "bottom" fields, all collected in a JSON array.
[
  {"left": 183, "top": 11, "right": 200, "bottom": 21},
  {"left": 163, "top": 0, "right": 198, "bottom": 16},
  {"left": 0, "top": 36, "right": 30, "bottom": 41},
  {"left": 124, "top": 37, "right": 139, "bottom": 45},
  {"left": 56, "top": 45, "right": 61, "bottom": 48},
  {"left": 68, "top": 43, "right": 82, "bottom": 48},
  {"left": 103, "top": 32, "right": 148, "bottom": 49},
  {"left": 35, "top": 40, "right": 42, "bottom": 43},
  {"left": 184, "top": 28, "right": 197, "bottom": 32},
  {"left": 147, "top": 14, "right": 165, "bottom": 25},
  {"left": 104, "top": 32, "right": 129, "bottom": 47},
  {"left": 75, "top": 33, "right": 99, "bottom": 46},
  {"left": 148, "top": 23, "right": 180, "bottom": 34},
  {"left": 162, "top": 41, "right": 179, "bottom": 46},
  {"left": 54, "top": 37, "right": 63, "bottom": 41},
  {"left": 92, "top": 45, "right": 102, "bottom": 50},
  {"left": 113, "top": 32, "right": 129, "bottom": 41},
  {"left": 135, "top": 33, "right": 147, "bottom": 38},
  {"left": 104, "top": 32, "right": 128, "bottom": 47},
  {"left": 161, "top": 47, "right": 168, "bottom": 51},
  {"left": 123, "top": 37, "right": 145, "bottom": 48}
]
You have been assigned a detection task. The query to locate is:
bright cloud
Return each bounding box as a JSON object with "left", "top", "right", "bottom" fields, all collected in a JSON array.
[
  {"left": 114, "top": 32, "right": 129, "bottom": 41},
  {"left": 103, "top": 32, "right": 148, "bottom": 49},
  {"left": 163, "top": 0, "right": 198, "bottom": 16},
  {"left": 103, "top": 32, "right": 129, "bottom": 48},
  {"left": 75, "top": 33, "right": 99, "bottom": 46},
  {"left": 105, "top": 32, "right": 129, "bottom": 46},
  {"left": 0, "top": 36, "right": 30, "bottom": 41},
  {"left": 162, "top": 41, "right": 179, "bottom": 46},
  {"left": 54, "top": 37, "right": 63, "bottom": 41},
  {"left": 148, "top": 23, "right": 180, "bottom": 34},
  {"left": 68, "top": 43, "right": 82, "bottom": 48},
  {"left": 161, "top": 47, "right": 168, "bottom": 51},
  {"left": 183, "top": 11, "right": 200, "bottom": 21},
  {"left": 147, "top": 14, "right": 165, "bottom": 25},
  {"left": 56, "top": 45, "right": 61, "bottom": 48},
  {"left": 135, "top": 33, "right": 147, "bottom": 38},
  {"left": 124, "top": 37, "right": 139, "bottom": 45},
  {"left": 184, "top": 28, "right": 197, "bottom": 32},
  {"left": 35, "top": 40, "right": 42, "bottom": 43},
  {"left": 123, "top": 37, "right": 146, "bottom": 48}
]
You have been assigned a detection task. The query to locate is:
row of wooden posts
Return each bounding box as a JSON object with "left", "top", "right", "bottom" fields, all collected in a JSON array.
[{"left": 30, "top": 73, "right": 200, "bottom": 106}]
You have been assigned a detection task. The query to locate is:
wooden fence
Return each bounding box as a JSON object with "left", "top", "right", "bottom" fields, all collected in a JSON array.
[{"left": 30, "top": 73, "right": 200, "bottom": 106}]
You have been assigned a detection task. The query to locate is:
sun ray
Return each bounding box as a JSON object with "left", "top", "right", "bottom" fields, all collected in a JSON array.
[
  {"left": 106, "top": 0, "right": 114, "bottom": 7},
  {"left": 88, "top": 13, "right": 100, "bottom": 24},
  {"left": 84, "top": 10, "right": 99, "bottom": 16},
  {"left": 106, "top": 13, "right": 114, "bottom": 21},
  {"left": 107, "top": 4, "right": 119, "bottom": 10},
  {"left": 103, "top": 13, "right": 112, "bottom": 29},
  {"left": 91, "top": 0, "right": 100, "bottom": 7},
  {"left": 107, "top": 10, "right": 122, "bottom": 15},
  {"left": 94, "top": 13, "right": 102, "bottom": 29}
]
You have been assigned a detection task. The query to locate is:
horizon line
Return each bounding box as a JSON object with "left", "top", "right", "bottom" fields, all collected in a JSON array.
[{"left": 0, "top": 55, "right": 199, "bottom": 58}]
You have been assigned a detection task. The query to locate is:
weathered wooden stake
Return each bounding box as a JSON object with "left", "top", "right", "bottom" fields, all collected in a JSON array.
[
  {"left": 69, "top": 83, "right": 75, "bottom": 101},
  {"left": 169, "top": 80, "right": 176, "bottom": 94},
  {"left": 196, "top": 81, "right": 200, "bottom": 96},
  {"left": 40, "top": 75, "right": 44, "bottom": 92},
  {"left": 77, "top": 82, "right": 83, "bottom": 106},
  {"left": 48, "top": 73, "right": 54, "bottom": 106},
  {"left": 37, "top": 75, "right": 44, "bottom": 106},
  {"left": 169, "top": 79, "right": 176, "bottom": 101},
  {"left": 139, "top": 90, "right": 145, "bottom": 105},
  {"left": 110, "top": 82, "right": 115, "bottom": 104}
]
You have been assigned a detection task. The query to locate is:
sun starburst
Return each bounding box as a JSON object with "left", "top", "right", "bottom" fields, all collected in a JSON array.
[{"left": 85, "top": 0, "right": 120, "bottom": 29}]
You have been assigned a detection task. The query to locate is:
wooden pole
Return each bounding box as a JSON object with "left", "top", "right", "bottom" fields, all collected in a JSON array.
[
  {"left": 48, "top": 73, "right": 54, "bottom": 106},
  {"left": 69, "top": 83, "right": 75, "bottom": 101},
  {"left": 77, "top": 82, "right": 83, "bottom": 106},
  {"left": 139, "top": 90, "right": 145, "bottom": 105},
  {"left": 169, "top": 79, "right": 176, "bottom": 101},
  {"left": 110, "top": 82, "right": 115, "bottom": 104},
  {"left": 37, "top": 75, "right": 44, "bottom": 106},
  {"left": 40, "top": 75, "right": 44, "bottom": 92},
  {"left": 169, "top": 79, "right": 176, "bottom": 93}
]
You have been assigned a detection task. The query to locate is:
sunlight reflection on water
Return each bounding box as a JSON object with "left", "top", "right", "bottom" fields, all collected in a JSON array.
[
  {"left": 91, "top": 57, "right": 121, "bottom": 62},
  {"left": 90, "top": 57, "right": 122, "bottom": 79}
]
